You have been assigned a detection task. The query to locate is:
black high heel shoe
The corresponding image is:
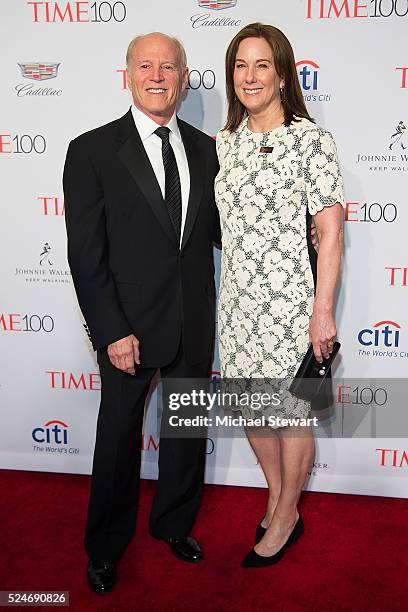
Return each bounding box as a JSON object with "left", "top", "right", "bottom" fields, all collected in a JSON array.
[
  {"left": 255, "top": 521, "right": 267, "bottom": 544},
  {"left": 242, "top": 515, "right": 304, "bottom": 568}
]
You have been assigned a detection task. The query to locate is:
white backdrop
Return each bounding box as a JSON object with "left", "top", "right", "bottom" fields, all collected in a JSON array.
[{"left": 1, "top": 0, "right": 407, "bottom": 497}]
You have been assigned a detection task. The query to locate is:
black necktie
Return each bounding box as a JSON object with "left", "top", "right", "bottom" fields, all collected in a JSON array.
[{"left": 154, "top": 126, "right": 182, "bottom": 244}]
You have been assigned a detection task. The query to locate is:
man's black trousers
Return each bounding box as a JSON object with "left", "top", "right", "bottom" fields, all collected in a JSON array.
[{"left": 84, "top": 341, "right": 210, "bottom": 562}]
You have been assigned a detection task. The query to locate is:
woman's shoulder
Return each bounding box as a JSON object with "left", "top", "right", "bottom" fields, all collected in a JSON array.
[
  {"left": 215, "top": 126, "right": 239, "bottom": 158},
  {"left": 290, "top": 117, "right": 335, "bottom": 143},
  {"left": 217, "top": 117, "right": 248, "bottom": 141},
  {"left": 216, "top": 128, "right": 231, "bottom": 142},
  {"left": 290, "top": 118, "right": 339, "bottom": 157},
  {"left": 216, "top": 125, "right": 240, "bottom": 143},
  {"left": 215, "top": 129, "right": 227, "bottom": 157},
  {"left": 290, "top": 117, "right": 331, "bottom": 136}
]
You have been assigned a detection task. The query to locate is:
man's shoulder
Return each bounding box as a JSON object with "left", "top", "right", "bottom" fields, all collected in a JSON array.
[
  {"left": 177, "top": 118, "right": 216, "bottom": 150},
  {"left": 69, "top": 112, "right": 128, "bottom": 149}
]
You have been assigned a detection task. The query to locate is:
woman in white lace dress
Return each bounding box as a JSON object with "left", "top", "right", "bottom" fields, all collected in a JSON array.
[{"left": 215, "top": 23, "right": 345, "bottom": 567}]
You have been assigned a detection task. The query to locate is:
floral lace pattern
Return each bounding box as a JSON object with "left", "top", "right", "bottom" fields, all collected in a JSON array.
[{"left": 215, "top": 117, "right": 345, "bottom": 424}]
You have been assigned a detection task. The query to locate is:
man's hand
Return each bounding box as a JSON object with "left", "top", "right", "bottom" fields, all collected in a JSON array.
[
  {"left": 310, "top": 218, "right": 320, "bottom": 252},
  {"left": 107, "top": 334, "right": 140, "bottom": 374}
]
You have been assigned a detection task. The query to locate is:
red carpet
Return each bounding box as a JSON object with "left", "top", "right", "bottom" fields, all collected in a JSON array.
[{"left": 1, "top": 470, "right": 407, "bottom": 611}]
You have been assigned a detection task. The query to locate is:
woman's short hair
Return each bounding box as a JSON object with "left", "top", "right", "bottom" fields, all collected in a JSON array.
[{"left": 223, "top": 22, "right": 313, "bottom": 132}]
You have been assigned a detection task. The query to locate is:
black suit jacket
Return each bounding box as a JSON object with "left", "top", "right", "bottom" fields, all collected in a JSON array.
[{"left": 63, "top": 109, "right": 220, "bottom": 367}]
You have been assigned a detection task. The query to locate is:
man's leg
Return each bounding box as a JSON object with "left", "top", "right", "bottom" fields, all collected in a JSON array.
[
  {"left": 84, "top": 348, "right": 155, "bottom": 562},
  {"left": 149, "top": 345, "right": 210, "bottom": 542}
]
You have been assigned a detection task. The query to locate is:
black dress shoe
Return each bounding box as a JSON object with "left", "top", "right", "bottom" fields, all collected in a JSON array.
[
  {"left": 87, "top": 560, "right": 117, "bottom": 594},
  {"left": 242, "top": 516, "right": 304, "bottom": 568},
  {"left": 166, "top": 536, "right": 203, "bottom": 562},
  {"left": 255, "top": 521, "right": 267, "bottom": 544}
]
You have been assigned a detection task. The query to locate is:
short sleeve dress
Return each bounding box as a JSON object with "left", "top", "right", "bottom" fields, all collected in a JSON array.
[{"left": 214, "top": 117, "right": 345, "bottom": 423}]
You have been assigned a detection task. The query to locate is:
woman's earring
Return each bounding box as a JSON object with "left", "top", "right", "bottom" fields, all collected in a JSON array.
[{"left": 280, "top": 86, "right": 285, "bottom": 103}]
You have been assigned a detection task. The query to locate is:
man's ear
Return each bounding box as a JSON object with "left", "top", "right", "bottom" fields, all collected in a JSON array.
[{"left": 181, "top": 67, "right": 189, "bottom": 91}]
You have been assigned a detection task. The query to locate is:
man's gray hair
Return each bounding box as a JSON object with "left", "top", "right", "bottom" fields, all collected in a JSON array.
[{"left": 126, "top": 32, "right": 187, "bottom": 70}]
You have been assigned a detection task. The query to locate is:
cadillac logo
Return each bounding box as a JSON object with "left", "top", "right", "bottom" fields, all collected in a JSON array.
[
  {"left": 198, "top": 0, "right": 237, "bottom": 8},
  {"left": 191, "top": 0, "right": 240, "bottom": 26},
  {"left": 18, "top": 63, "right": 60, "bottom": 81}
]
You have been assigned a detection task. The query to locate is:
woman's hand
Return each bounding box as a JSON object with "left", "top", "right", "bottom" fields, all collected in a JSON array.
[
  {"left": 309, "top": 203, "right": 343, "bottom": 363},
  {"left": 309, "top": 307, "right": 337, "bottom": 363}
]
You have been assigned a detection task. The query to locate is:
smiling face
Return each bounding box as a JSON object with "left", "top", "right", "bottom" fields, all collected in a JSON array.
[
  {"left": 233, "top": 36, "right": 284, "bottom": 117},
  {"left": 127, "top": 33, "right": 188, "bottom": 124}
]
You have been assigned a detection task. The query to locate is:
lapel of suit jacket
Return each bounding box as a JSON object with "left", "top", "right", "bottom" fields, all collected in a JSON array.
[
  {"left": 178, "top": 118, "right": 204, "bottom": 251},
  {"left": 115, "top": 109, "right": 178, "bottom": 248}
]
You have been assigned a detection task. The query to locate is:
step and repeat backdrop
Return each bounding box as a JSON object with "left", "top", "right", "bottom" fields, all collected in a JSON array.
[{"left": 1, "top": 0, "right": 407, "bottom": 497}]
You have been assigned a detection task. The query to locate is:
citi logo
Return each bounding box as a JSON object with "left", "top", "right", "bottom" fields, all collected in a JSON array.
[
  {"left": 296, "top": 60, "right": 319, "bottom": 91},
  {"left": 358, "top": 321, "right": 401, "bottom": 347},
  {"left": 32, "top": 419, "right": 68, "bottom": 444}
]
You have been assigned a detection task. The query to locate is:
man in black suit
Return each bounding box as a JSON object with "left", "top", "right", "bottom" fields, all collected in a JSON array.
[{"left": 63, "top": 32, "right": 220, "bottom": 594}]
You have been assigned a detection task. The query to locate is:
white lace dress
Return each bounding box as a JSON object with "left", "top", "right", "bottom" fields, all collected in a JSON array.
[{"left": 215, "top": 117, "right": 345, "bottom": 423}]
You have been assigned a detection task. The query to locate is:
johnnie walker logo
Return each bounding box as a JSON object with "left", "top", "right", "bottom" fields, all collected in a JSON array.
[
  {"left": 356, "top": 120, "right": 408, "bottom": 172},
  {"left": 14, "top": 242, "right": 71, "bottom": 285}
]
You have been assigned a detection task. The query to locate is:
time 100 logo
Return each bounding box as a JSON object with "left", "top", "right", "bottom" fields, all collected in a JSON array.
[{"left": 345, "top": 201, "right": 398, "bottom": 223}]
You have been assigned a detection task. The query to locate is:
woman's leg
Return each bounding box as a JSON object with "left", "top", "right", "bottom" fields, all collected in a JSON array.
[
  {"left": 255, "top": 426, "right": 315, "bottom": 556},
  {"left": 245, "top": 428, "right": 282, "bottom": 527}
]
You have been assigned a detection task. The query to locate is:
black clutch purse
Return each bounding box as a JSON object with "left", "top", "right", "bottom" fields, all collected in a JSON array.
[{"left": 289, "top": 342, "right": 341, "bottom": 401}]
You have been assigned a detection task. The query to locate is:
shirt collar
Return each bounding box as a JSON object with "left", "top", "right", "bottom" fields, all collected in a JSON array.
[{"left": 131, "top": 105, "right": 181, "bottom": 142}]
